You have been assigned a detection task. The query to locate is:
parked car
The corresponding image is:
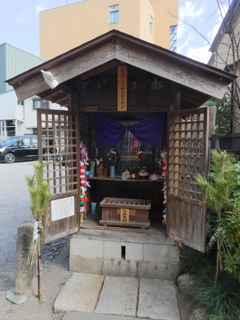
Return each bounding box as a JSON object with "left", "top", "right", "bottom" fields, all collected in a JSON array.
[{"left": 0, "top": 135, "right": 39, "bottom": 163}]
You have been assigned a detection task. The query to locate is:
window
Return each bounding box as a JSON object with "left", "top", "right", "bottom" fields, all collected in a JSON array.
[
  {"left": 15, "top": 138, "right": 31, "bottom": 147},
  {"left": 150, "top": 16, "right": 153, "bottom": 34},
  {"left": 109, "top": 5, "right": 119, "bottom": 24},
  {"left": 21, "top": 138, "right": 31, "bottom": 146},
  {"left": 170, "top": 25, "right": 177, "bottom": 52},
  {"left": 18, "top": 100, "right": 24, "bottom": 106},
  {"left": 33, "top": 99, "right": 49, "bottom": 110},
  {"left": 31, "top": 136, "right": 38, "bottom": 147}
]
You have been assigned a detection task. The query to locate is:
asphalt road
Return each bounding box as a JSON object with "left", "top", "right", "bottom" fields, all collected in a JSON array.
[{"left": 0, "top": 161, "right": 35, "bottom": 275}]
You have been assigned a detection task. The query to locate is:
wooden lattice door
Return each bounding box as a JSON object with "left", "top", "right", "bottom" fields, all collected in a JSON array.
[
  {"left": 37, "top": 109, "right": 80, "bottom": 243},
  {"left": 166, "top": 108, "right": 209, "bottom": 252}
]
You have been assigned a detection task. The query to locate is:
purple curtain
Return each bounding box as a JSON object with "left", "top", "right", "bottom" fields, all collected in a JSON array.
[
  {"left": 94, "top": 112, "right": 166, "bottom": 146},
  {"left": 94, "top": 113, "right": 126, "bottom": 146}
]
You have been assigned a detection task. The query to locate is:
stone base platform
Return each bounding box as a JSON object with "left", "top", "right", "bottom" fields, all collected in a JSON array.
[{"left": 70, "top": 214, "right": 179, "bottom": 280}]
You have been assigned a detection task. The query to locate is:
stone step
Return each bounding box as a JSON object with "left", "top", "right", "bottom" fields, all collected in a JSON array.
[
  {"left": 55, "top": 273, "right": 181, "bottom": 320},
  {"left": 70, "top": 228, "right": 179, "bottom": 280}
]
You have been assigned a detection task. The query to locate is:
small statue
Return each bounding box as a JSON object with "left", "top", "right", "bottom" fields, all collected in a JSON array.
[{"left": 96, "top": 164, "right": 108, "bottom": 177}]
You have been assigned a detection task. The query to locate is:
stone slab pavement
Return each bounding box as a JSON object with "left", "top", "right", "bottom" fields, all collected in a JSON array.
[
  {"left": 62, "top": 312, "right": 151, "bottom": 320},
  {"left": 55, "top": 273, "right": 180, "bottom": 320}
]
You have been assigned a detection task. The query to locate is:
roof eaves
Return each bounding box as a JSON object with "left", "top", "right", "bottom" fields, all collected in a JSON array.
[
  {"left": 6, "top": 31, "right": 117, "bottom": 85},
  {"left": 6, "top": 29, "right": 236, "bottom": 87}
]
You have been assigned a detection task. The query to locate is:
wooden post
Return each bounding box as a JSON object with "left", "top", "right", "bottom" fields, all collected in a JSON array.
[{"left": 37, "top": 236, "right": 41, "bottom": 300}]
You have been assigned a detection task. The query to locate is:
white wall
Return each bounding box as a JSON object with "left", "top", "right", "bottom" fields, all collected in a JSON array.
[
  {"left": 0, "top": 90, "right": 66, "bottom": 137},
  {"left": 0, "top": 90, "right": 19, "bottom": 119},
  {"left": 24, "top": 98, "right": 38, "bottom": 129},
  {"left": 24, "top": 97, "right": 66, "bottom": 130}
]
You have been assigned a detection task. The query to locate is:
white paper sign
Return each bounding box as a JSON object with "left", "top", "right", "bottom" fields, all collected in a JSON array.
[{"left": 51, "top": 196, "right": 74, "bottom": 221}]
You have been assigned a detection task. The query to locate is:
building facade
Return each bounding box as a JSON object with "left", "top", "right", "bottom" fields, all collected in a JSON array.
[
  {"left": 0, "top": 43, "right": 45, "bottom": 95},
  {"left": 208, "top": 0, "right": 240, "bottom": 70},
  {"left": 208, "top": 0, "right": 240, "bottom": 133},
  {"left": 40, "top": 0, "right": 178, "bottom": 60},
  {"left": 0, "top": 43, "right": 64, "bottom": 140}
]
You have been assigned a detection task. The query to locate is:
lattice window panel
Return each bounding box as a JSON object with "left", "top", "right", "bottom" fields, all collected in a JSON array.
[
  {"left": 168, "top": 110, "right": 208, "bottom": 201},
  {"left": 38, "top": 110, "right": 80, "bottom": 195}
]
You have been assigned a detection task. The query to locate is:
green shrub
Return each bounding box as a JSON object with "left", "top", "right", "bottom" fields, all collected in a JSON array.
[
  {"left": 195, "top": 150, "right": 240, "bottom": 280},
  {"left": 218, "top": 200, "right": 240, "bottom": 281},
  {"left": 193, "top": 269, "right": 240, "bottom": 320},
  {"left": 180, "top": 246, "right": 240, "bottom": 320},
  {"left": 180, "top": 245, "right": 214, "bottom": 276}
]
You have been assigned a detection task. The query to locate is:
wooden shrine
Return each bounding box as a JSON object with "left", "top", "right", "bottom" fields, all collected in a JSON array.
[{"left": 6, "top": 30, "right": 236, "bottom": 253}]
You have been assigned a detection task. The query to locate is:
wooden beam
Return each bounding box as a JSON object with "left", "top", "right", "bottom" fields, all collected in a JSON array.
[
  {"left": 71, "top": 92, "right": 78, "bottom": 111},
  {"left": 115, "top": 40, "right": 229, "bottom": 100},
  {"left": 176, "top": 91, "right": 181, "bottom": 110},
  {"left": 53, "top": 97, "right": 68, "bottom": 107},
  {"left": 58, "top": 83, "right": 75, "bottom": 94},
  {"left": 182, "top": 87, "right": 208, "bottom": 101},
  {"left": 78, "top": 106, "right": 170, "bottom": 112},
  {"left": 38, "top": 88, "right": 65, "bottom": 99},
  {"left": 67, "top": 93, "right": 72, "bottom": 111},
  {"left": 38, "top": 90, "right": 67, "bottom": 104},
  {"left": 51, "top": 94, "right": 68, "bottom": 104},
  {"left": 169, "top": 82, "right": 177, "bottom": 108},
  {"left": 79, "top": 60, "right": 119, "bottom": 80},
  {"left": 136, "top": 70, "right": 147, "bottom": 109},
  {"left": 180, "top": 101, "right": 195, "bottom": 109},
  {"left": 181, "top": 94, "right": 207, "bottom": 106},
  {"left": 12, "top": 42, "right": 116, "bottom": 101}
]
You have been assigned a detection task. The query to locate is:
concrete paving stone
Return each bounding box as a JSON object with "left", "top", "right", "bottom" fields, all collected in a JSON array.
[
  {"left": 95, "top": 276, "right": 138, "bottom": 317},
  {"left": 54, "top": 272, "right": 104, "bottom": 313},
  {"left": 62, "top": 311, "right": 151, "bottom": 320},
  {"left": 137, "top": 278, "right": 180, "bottom": 320}
]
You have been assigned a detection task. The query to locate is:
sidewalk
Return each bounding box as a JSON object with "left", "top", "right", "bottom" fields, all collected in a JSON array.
[{"left": 54, "top": 273, "right": 180, "bottom": 320}]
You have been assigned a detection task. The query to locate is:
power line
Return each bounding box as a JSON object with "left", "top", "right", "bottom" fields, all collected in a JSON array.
[
  {"left": 178, "top": 0, "right": 219, "bottom": 48},
  {"left": 177, "top": 0, "right": 229, "bottom": 51}
]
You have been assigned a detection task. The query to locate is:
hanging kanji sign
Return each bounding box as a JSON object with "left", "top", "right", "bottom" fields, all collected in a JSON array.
[{"left": 117, "top": 66, "right": 127, "bottom": 111}]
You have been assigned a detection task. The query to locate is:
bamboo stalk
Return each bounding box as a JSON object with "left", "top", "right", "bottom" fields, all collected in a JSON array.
[
  {"left": 215, "top": 216, "right": 221, "bottom": 284},
  {"left": 37, "top": 236, "right": 41, "bottom": 300},
  {"left": 216, "top": 241, "right": 220, "bottom": 283}
]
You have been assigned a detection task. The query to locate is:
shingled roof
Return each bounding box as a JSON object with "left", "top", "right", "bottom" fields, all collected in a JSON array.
[{"left": 6, "top": 30, "right": 236, "bottom": 108}]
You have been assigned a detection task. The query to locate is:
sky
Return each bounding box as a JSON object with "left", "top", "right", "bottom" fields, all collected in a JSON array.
[{"left": 0, "top": 0, "right": 232, "bottom": 64}]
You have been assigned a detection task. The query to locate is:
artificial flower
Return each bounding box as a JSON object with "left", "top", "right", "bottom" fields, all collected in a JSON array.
[{"left": 107, "top": 148, "right": 120, "bottom": 165}]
